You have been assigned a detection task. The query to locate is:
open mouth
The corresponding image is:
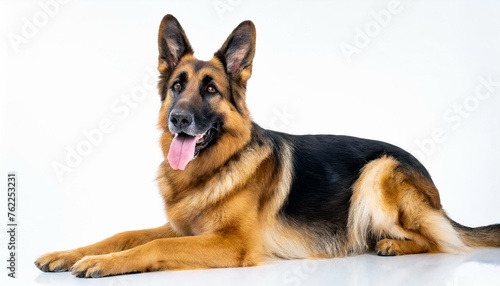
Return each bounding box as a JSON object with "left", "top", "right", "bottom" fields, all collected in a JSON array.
[
  {"left": 194, "top": 128, "right": 215, "bottom": 157},
  {"left": 167, "top": 127, "right": 217, "bottom": 170}
]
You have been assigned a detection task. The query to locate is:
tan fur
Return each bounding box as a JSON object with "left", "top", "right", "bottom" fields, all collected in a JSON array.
[
  {"left": 347, "top": 156, "right": 468, "bottom": 256},
  {"left": 34, "top": 225, "right": 178, "bottom": 273}
]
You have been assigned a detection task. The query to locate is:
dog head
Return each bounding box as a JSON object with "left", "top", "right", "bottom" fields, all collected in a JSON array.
[{"left": 157, "top": 15, "right": 256, "bottom": 171}]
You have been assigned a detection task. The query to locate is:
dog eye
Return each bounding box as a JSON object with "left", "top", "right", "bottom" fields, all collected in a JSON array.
[
  {"left": 173, "top": 82, "right": 182, "bottom": 91},
  {"left": 207, "top": 84, "right": 217, "bottom": 94}
]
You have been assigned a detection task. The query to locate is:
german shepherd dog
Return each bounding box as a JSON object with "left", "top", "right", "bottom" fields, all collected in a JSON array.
[{"left": 36, "top": 14, "right": 500, "bottom": 278}]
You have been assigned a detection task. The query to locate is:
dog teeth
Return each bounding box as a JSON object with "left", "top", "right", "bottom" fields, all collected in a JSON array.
[
  {"left": 196, "top": 130, "right": 211, "bottom": 145},
  {"left": 196, "top": 135, "right": 207, "bottom": 145}
]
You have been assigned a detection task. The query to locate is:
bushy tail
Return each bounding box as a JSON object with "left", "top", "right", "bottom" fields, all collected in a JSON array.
[{"left": 450, "top": 219, "right": 500, "bottom": 248}]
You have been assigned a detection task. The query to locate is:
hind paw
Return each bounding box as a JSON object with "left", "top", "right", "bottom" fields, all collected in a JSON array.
[
  {"left": 376, "top": 239, "right": 403, "bottom": 256},
  {"left": 376, "top": 238, "right": 429, "bottom": 256}
]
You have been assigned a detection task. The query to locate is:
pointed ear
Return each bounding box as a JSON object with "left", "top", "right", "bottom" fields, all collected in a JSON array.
[
  {"left": 215, "top": 20, "right": 256, "bottom": 78},
  {"left": 157, "top": 14, "right": 193, "bottom": 74}
]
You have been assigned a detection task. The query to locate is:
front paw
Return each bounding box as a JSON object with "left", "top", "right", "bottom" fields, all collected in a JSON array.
[
  {"left": 71, "top": 254, "right": 121, "bottom": 278},
  {"left": 35, "top": 250, "right": 83, "bottom": 272}
]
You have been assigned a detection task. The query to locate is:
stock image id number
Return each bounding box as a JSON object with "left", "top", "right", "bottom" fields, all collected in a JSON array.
[{"left": 7, "top": 173, "right": 16, "bottom": 221}]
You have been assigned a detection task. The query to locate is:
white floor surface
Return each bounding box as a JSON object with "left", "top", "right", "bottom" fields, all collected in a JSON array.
[{"left": 5, "top": 248, "right": 499, "bottom": 286}]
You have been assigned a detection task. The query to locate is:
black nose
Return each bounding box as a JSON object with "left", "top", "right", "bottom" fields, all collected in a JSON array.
[{"left": 169, "top": 110, "right": 194, "bottom": 130}]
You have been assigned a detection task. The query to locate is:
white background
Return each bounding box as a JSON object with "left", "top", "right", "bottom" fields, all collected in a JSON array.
[{"left": 1, "top": 1, "right": 500, "bottom": 285}]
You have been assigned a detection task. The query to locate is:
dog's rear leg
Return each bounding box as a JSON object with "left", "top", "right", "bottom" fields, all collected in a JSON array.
[
  {"left": 35, "top": 224, "right": 178, "bottom": 272},
  {"left": 348, "top": 156, "right": 468, "bottom": 256}
]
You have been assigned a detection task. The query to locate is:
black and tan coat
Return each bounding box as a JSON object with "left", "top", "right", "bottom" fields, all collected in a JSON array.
[{"left": 35, "top": 14, "right": 500, "bottom": 278}]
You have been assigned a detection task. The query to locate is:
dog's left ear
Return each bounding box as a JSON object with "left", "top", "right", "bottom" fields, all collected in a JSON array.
[{"left": 215, "top": 20, "right": 256, "bottom": 79}]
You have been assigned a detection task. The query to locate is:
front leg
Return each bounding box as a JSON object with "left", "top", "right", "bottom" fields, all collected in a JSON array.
[
  {"left": 71, "top": 232, "right": 258, "bottom": 278},
  {"left": 35, "top": 224, "right": 178, "bottom": 272}
]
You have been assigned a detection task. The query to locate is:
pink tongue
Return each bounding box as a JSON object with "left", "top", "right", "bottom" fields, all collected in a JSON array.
[{"left": 167, "top": 134, "right": 201, "bottom": 170}]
